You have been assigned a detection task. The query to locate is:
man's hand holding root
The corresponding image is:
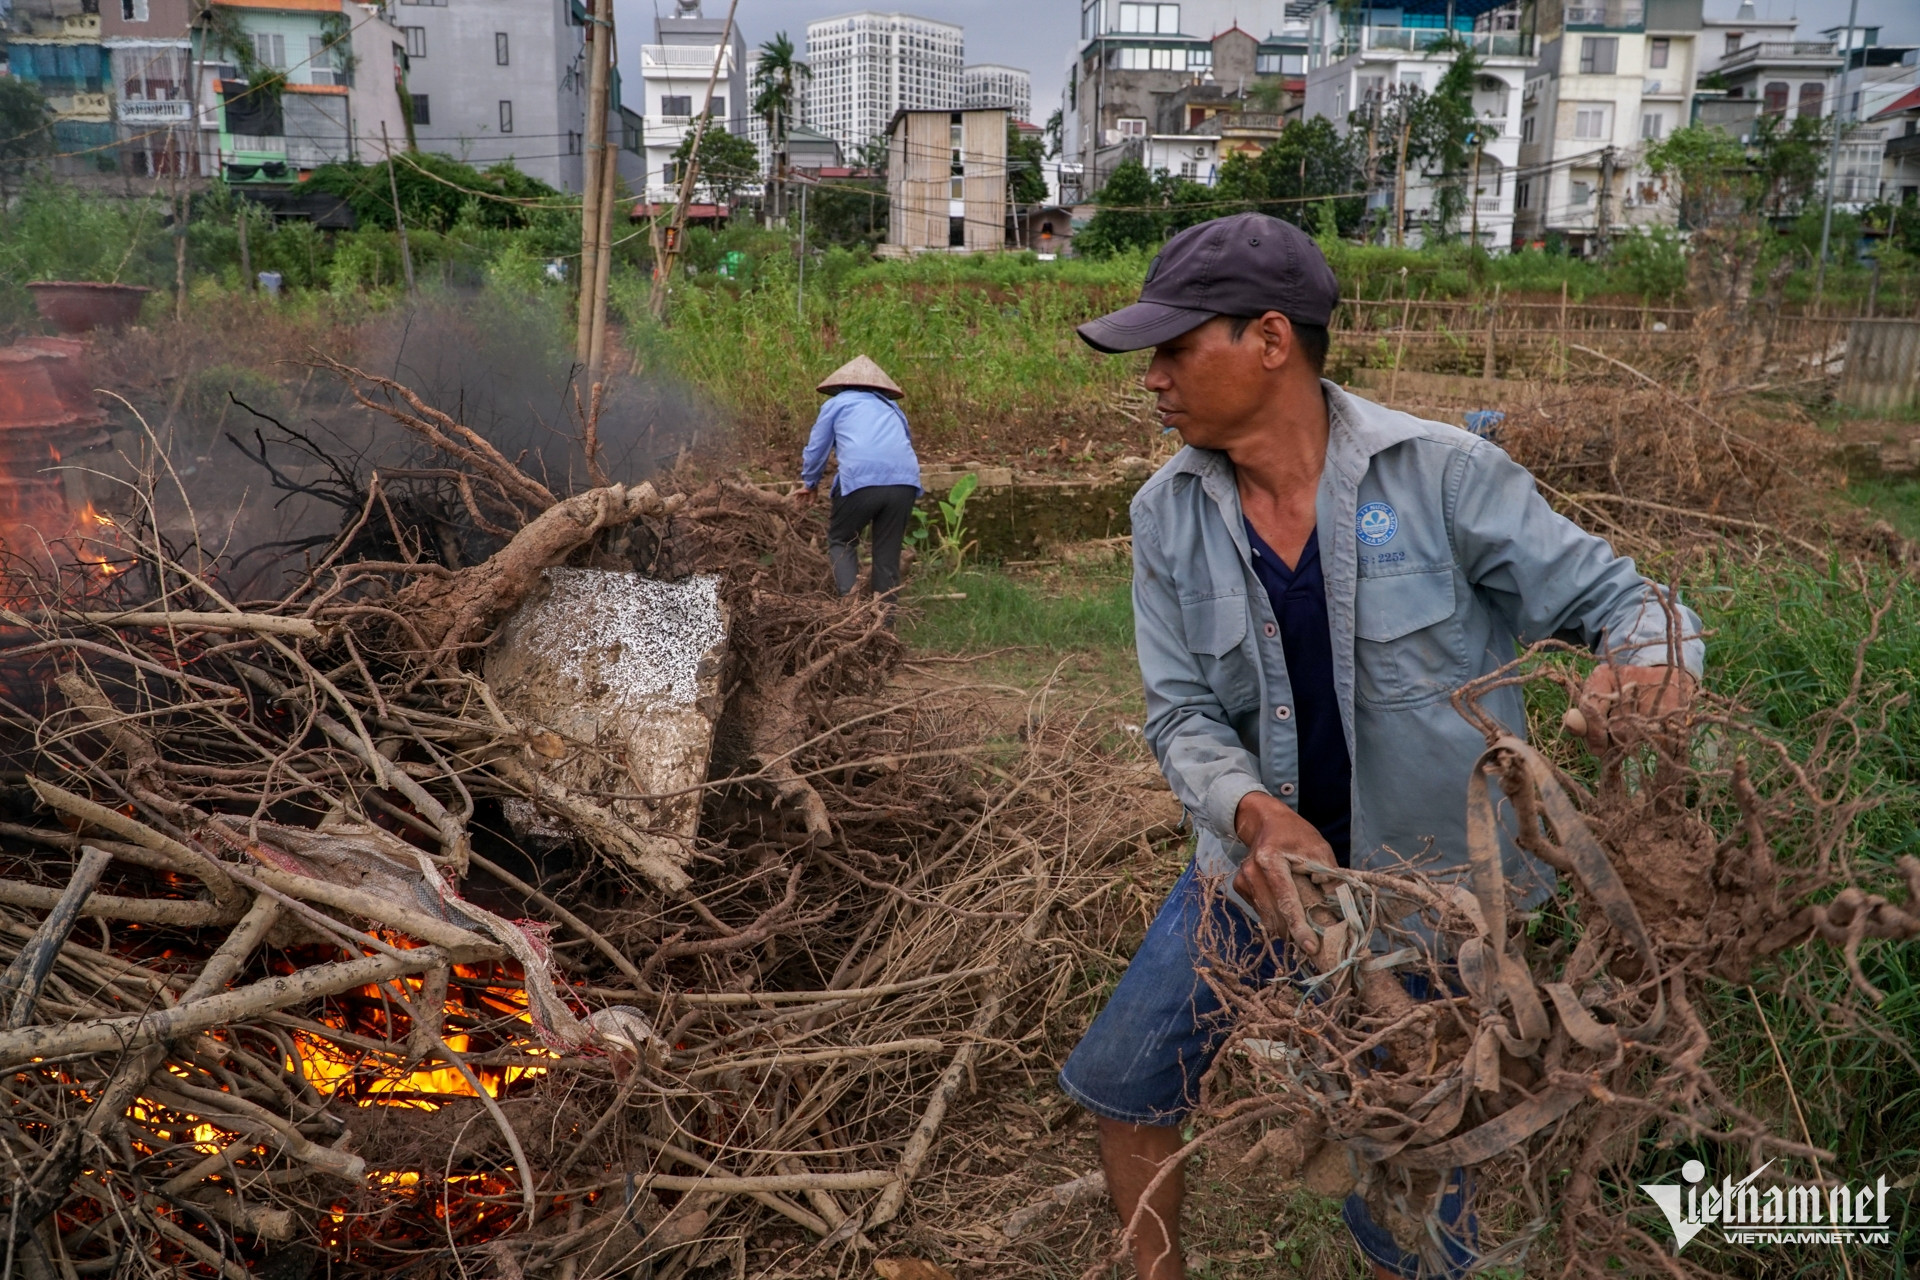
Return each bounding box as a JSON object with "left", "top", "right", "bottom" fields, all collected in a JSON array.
[
  {"left": 1567, "top": 663, "right": 1696, "bottom": 751},
  {"left": 1232, "top": 792, "right": 1338, "bottom": 962}
]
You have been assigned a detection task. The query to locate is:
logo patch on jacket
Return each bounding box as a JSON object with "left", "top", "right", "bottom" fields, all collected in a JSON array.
[{"left": 1357, "top": 502, "right": 1398, "bottom": 546}]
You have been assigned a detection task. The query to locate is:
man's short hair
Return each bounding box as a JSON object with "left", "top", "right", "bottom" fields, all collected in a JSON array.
[{"left": 1225, "top": 314, "right": 1330, "bottom": 375}]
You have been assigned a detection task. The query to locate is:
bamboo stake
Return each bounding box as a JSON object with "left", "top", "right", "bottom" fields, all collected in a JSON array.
[{"left": 576, "top": 0, "right": 612, "bottom": 361}]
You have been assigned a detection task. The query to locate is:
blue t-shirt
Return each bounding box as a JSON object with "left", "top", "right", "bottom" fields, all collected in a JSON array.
[{"left": 1244, "top": 522, "right": 1353, "bottom": 867}]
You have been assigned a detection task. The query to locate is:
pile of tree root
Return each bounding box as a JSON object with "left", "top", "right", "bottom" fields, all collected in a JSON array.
[
  {"left": 1192, "top": 608, "right": 1920, "bottom": 1278},
  {"left": 0, "top": 366, "right": 1178, "bottom": 1278}
]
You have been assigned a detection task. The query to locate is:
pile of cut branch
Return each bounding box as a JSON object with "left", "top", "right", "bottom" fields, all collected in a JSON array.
[
  {"left": 1189, "top": 605, "right": 1920, "bottom": 1278},
  {"left": 0, "top": 363, "right": 1178, "bottom": 1279}
]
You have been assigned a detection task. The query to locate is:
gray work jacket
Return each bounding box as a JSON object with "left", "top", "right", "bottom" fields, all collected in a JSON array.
[{"left": 1131, "top": 382, "right": 1705, "bottom": 909}]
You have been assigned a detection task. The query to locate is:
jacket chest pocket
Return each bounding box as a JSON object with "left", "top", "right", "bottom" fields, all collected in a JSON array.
[
  {"left": 1182, "top": 592, "right": 1260, "bottom": 712},
  {"left": 1354, "top": 568, "right": 1463, "bottom": 706}
]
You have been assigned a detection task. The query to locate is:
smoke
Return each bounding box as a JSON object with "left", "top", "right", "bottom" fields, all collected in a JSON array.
[{"left": 74, "top": 290, "right": 714, "bottom": 599}]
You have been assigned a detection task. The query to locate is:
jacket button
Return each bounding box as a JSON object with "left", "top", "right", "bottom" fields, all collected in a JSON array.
[
  {"left": 1274, "top": 704, "right": 1291, "bottom": 720},
  {"left": 1263, "top": 622, "right": 1277, "bottom": 637},
  {"left": 1278, "top": 782, "right": 1297, "bottom": 796}
]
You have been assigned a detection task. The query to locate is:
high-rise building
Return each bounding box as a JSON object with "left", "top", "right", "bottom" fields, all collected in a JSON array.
[
  {"left": 805, "top": 11, "right": 963, "bottom": 155},
  {"left": 963, "top": 63, "right": 1032, "bottom": 120}
]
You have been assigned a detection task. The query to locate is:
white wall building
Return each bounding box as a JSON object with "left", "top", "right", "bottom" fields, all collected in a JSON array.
[
  {"left": 805, "top": 11, "right": 963, "bottom": 155},
  {"left": 1304, "top": 0, "right": 1531, "bottom": 251},
  {"left": 391, "top": 0, "right": 591, "bottom": 192},
  {"left": 962, "top": 63, "right": 1031, "bottom": 120},
  {"left": 630, "top": 0, "right": 749, "bottom": 201}
]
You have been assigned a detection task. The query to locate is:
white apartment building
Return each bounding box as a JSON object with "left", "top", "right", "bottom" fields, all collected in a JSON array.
[
  {"left": 805, "top": 11, "right": 964, "bottom": 154},
  {"left": 390, "top": 0, "right": 591, "bottom": 192},
  {"left": 630, "top": 0, "right": 750, "bottom": 202},
  {"left": 1514, "top": 0, "right": 1707, "bottom": 251},
  {"left": 1304, "top": 0, "right": 1532, "bottom": 252},
  {"left": 963, "top": 63, "right": 1032, "bottom": 120}
]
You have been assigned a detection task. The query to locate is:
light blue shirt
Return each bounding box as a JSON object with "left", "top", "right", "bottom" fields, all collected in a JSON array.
[
  {"left": 1132, "top": 382, "right": 1704, "bottom": 919},
  {"left": 800, "top": 390, "right": 922, "bottom": 496}
]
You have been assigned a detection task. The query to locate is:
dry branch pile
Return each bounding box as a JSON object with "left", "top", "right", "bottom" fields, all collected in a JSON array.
[
  {"left": 1195, "top": 620, "right": 1920, "bottom": 1277},
  {"left": 0, "top": 366, "right": 1177, "bottom": 1279}
]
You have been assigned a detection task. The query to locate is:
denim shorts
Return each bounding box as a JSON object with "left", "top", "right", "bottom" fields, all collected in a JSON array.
[{"left": 1058, "top": 860, "right": 1477, "bottom": 1279}]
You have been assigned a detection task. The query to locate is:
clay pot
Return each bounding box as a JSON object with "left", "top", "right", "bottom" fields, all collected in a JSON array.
[{"left": 25, "top": 282, "right": 155, "bottom": 334}]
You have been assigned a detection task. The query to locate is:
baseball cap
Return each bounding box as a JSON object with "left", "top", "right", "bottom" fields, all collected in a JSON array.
[{"left": 1076, "top": 212, "right": 1340, "bottom": 354}]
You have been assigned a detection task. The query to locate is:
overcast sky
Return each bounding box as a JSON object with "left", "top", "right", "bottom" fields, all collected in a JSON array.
[{"left": 614, "top": 0, "right": 1920, "bottom": 133}]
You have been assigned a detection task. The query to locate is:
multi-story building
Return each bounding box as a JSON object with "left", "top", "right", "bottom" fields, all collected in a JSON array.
[
  {"left": 1304, "top": 0, "right": 1532, "bottom": 250},
  {"left": 1694, "top": 0, "right": 1837, "bottom": 139},
  {"left": 884, "top": 106, "right": 1005, "bottom": 252},
  {"left": 190, "top": 0, "right": 409, "bottom": 185},
  {"left": 962, "top": 63, "right": 1030, "bottom": 120},
  {"left": 632, "top": 0, "right": 748, "bottom": 201},
  {"left": 392, "top": 0, "right": 602, "bottom": 192},
  {"left": 1065, "top": 0, "right": 1309, "bottom": 192},
  {"left": 1, "top": 0, "right": 114, "bottom": 172},
  {"left": 1873, "top": 86, "right": 1920, "bottom": 205},
  {"left": 1513, "top": 0, "right": 1707, "bottom": 251},
  {"left": 101, "top": 0, "right": 196, "bottom": 176},
  {"left": 805, "top": 11, "right": 963, "bottom": 156}
]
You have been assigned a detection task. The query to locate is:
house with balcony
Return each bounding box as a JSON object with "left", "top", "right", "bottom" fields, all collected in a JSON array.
[
  {"left": 1303, "top": 0, "right": 1534, "bottom": 251},
  {"left": 101, "top": 0, "right": 197, "bottom": 176},
  {"left": 1873, "top": 86, "right": 1920, "bottom": 206},
  {"left": 1513, "top": 0, "right": 1706, "bottom": 252},
  {"left": 1692, "top": 0, "right": 1832, "bottom": 139},
  {"left": 634, "top": 0, "right": 748, "bottom": 203},
  {"left": 193, "top": 0, "right": 408, "bottom": 184},
  {"left": 1, "top": 0, "right": 114, "bottom": 172}
]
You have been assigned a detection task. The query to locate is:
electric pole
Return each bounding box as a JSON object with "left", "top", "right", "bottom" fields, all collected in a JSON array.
[
  {"left": 1393, "top": 92, "right": 1412, "bottom": 249},
  {"left": 1813, "top": 0, "right": 1861, "bottom": 310},
  {"left": 1468, "top": 135, "right": 1483, "bottom": 252},
  {"left": 575, "top": 0, "right": 612, "bottom": 362}
]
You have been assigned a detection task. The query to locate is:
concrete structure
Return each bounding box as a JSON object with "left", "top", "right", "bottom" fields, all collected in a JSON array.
[
  {"left": 885, "top": 107, "right": 1005, "bottom": 252},
  {"left": 1873, "top": 85, "right": 1920, "bottom": 205},
  {"left": 1694, "top": 0, "right": 1838, "bottom": 140},
  {"left": 390, "top": 0, "right": 596, "bottom": 192},
  {"left": 1305, "top": 0, "right": 1531, "bottom": 251},
  {"left": 787, "top": 122, "right": 843, "bottom": 170},
  {"left": 962, "top": 62, "right": 1030, "bottom": 119},
  {"left": 1144, "top": 130, "right": 1219, "bottom": 182},
  {"left": 190, "top": 0, "right": 408, "bottom": 185},
  {"left": 633, "top": 0, "right": 749, "bottom": 201},
  {"left": 1513, "top": 0, "right": 1709, "bottom": 251},
  {"left": 1065, "top": 0, "right": 1310, "bottom": 194},
  {"left": 806, "top": 11, "right": 963, "bottom": 156}
]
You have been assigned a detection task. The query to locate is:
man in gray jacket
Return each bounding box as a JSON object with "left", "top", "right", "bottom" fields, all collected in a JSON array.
[{"left": 1055, "top": 213, "right": 1702, "bottom": 1279}]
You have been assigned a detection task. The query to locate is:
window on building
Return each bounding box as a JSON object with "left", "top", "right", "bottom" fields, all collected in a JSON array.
[
  {"left": 661, "top": 94, "right": 692, "bottom": 117},
  {"left": 1578, "top": 36, "right": 1617, "bottom": 75},
  {"left": 252, "top": 32, "right": 286, "bottom": 70},
  {"left": 708, "top": 95, "right": 726, "bottom": 120},
  {"left": 496, "top": 32, "right": 509, "bottom": 65},
  {"left": 1256, "top": 52, "right": 1279, "bottom": 72},
  {"left": 1118, "top": 3, "right": 1180, "bottom": 34},
  {"left": 1648, "top": 37, "right": 1669, "bottom": 68},
  {"left": 1400, "top": 70, "right": 1423, "bottom": 90},
  {"left": 410, "top": 93, "right": 430, "bottom": 125},
  {"left": 1573, "top": 104, "right": 1610, "bottom": 138},
  {"left": 1723, "top": 32, "right": 1742, "bottom": 54},
  {"left": 663, "top": 163, "right": 676, "bottom": 184},
  {"left": 120, "top": 0, "right": 147, "bottom": 20},
  {"left": 1516, "top": 179, "right": 1530, "bottom": 209},
  {"left": 1570, "top": 179, "right": 1592, "bottom": 206},
  {"left": 1763, "top": 81, "right": 1788, "bottom": 115},
  {"left": 402, "top": 26, "right": 425, "bottom": 59},
  {"left": 498, "top": 99, "right": 513, "bottom": 132},
  {"left": 1521, "top": 113, "right": 1535, "bottom": 142},
  {"left": 1797, "top": 82, "right": 1823, "bottom": 117},
  {"left": 1189, "top": 48, "right": 1211, "bottom": 69},
  {"left": 1082, "top": 1, "right": 1099, "bottom": 39},
  {"left": 1117, "top": 117, "right": 1147, "bottom": 137},
  {"left": 568, "top": 131, "right": 581, "bottom": 154},
  {"left": 1640, "top": 110, "right": 1664, "bottom": 139},
  {"left": 1284, "top": 53, "right": 1305, "bottom": 74},
  {"left": 1358, "top": 72, "right": 1387, "bottom": 102}
]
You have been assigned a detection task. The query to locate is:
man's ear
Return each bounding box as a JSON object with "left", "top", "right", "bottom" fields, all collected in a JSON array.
[{"left": 1259, "top": 312, "right": 1295, "bottom": 371}]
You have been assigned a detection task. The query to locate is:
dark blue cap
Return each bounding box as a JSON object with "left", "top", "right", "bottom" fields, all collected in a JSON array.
[{"left": 1076, "top": 212, "right": 1340, "bottom": 354}]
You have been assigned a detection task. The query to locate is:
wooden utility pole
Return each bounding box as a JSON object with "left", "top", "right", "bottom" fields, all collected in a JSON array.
[
  {"left": 1392, "top": 97, "right": 1412, "bottom": 249},
  {"left": 1595, "top": 145, "right": 1616, "bottom": 255},
  {"left": 382, "top": 123, "right": 416, "bottom": 293},
  {"left": 648, "top": 0, "right": 742, "bottom": 322},
  {"left": 586, "top": 118, "right": 619, "bottom": 379},
  {"left": 1468, "top": 139, "right": 1482, "bottom": 252},
  {"left": 576, "top": 0, "right": 613, "bottom": 363},
  {"left": 237, "top": 198, "right": 252, "bottom": 289}
]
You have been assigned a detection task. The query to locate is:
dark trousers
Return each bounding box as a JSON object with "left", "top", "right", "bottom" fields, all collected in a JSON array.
[{"left": 828, "top": 484, "right": 916, "bottom": 597}]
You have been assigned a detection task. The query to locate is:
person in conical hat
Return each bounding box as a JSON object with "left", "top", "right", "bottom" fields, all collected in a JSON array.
[{"left": 796, "top": 355, "right": 920, "bottom": 599}]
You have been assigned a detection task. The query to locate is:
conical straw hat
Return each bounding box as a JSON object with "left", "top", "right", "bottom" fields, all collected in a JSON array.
[{"left": 816, "top": 354, "right": 904, "bottom": 399}]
